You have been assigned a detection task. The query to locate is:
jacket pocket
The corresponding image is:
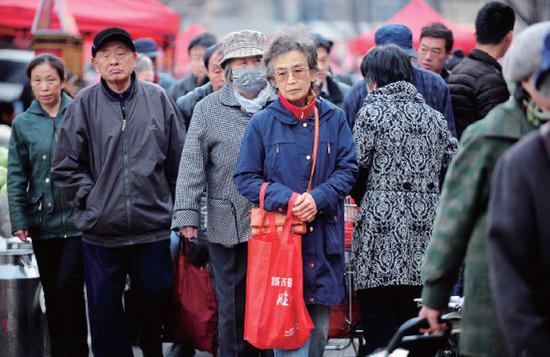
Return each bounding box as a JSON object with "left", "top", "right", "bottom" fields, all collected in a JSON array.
[
  {"left": 323, "top": 204, "right": 344, "bottom": 256},
  {"left": 207, "top": 198, "right": 239, "bottom": 243},
  {"left": 267, "top": 139, "right": 297, "bottom": 180},
  {"left": 26, "top": 192, "right": 44, "bottom": 232},
  {"left": 319, "top": 138, "right": 337, "bottom": 175}
]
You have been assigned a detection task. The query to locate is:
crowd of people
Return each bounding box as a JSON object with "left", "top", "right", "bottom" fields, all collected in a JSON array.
[{"left": 5, "top": 1, "right": 550, "bottom": 356}]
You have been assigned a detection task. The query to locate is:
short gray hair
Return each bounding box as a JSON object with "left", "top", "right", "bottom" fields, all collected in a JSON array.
[
  {"left": 135, "top": 54, "right": 153, "bottom": 73},
  {"left": 263, "top": 26, "right": 319, "bottom": 87}
]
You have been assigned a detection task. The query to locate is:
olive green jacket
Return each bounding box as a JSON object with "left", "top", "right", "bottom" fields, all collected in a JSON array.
[
  {"left": 8, "top": 93, "right": 80, "bottom": 239},
  {"left": 421, "top": 98, "right": 537, "bottom": 356}
]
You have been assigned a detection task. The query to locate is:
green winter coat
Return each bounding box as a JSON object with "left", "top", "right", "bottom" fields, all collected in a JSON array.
[
  {"left": 421, "top": 97, "right": 537, "bottom": 357},
  {"left": 8, "top": 93, "right": 80, "bottom": 240}
]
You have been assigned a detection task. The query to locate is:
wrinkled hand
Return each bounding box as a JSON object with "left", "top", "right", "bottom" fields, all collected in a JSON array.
[
  {"left": 14, "top": 229, "right": 29, "bottom": 243},
  {"left": 419, "top": 306, "right": 448, "bottom": 333},
  {"left": 179, "top": 226, "right": 198, "bottom": 241},
  {"left": 292, "top": 193, "right": 317, "bottom": 222}
]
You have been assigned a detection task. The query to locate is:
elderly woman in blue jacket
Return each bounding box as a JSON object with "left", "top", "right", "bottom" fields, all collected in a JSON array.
[{"left": 234, "top": 27, "right": 358, "bottom": 357}]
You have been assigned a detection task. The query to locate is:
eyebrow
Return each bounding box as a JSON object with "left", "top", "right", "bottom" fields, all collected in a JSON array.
[{"left": 275, "top": 63, "right": 307, "bottom": 71}]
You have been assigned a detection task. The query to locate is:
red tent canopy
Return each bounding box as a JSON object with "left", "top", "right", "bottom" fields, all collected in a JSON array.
[
  {"left": 350, "top": 0, "right": 475, "bottom": 56},
  {"left": 0, "top": 0, "right": 180, "bottom": 45}
]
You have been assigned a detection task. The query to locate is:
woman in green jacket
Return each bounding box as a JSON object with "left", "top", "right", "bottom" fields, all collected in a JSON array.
[{"left": 8, "top": 54, "right": 88, "bottom": 357}]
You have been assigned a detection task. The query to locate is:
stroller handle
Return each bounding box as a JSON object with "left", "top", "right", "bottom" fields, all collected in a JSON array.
[{"left": 385, "top": 317, "right": 452, "bottom": 354}]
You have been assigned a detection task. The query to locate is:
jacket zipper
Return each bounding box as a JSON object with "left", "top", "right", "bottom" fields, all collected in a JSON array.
[
  {"left": 121, "top": 101, "right": 132, "bottom": 231},
  {"left": 276, "top": 144, "right": 280, "bottom": 154},
  {"left": 327, "top": 143, "right": 331, "bottom": 155},
  {"left": 53, "top": 119, "right": 67, "bottom": 238}
]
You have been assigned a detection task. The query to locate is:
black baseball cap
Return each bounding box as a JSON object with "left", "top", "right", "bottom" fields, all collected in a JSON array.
[{"left": 92, "top": 27, "right": 136, "bottom": 57}]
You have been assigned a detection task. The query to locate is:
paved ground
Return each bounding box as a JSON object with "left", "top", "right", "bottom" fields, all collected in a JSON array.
[{"left": 130, "top": 339, "right": 361, "bottom": 357}]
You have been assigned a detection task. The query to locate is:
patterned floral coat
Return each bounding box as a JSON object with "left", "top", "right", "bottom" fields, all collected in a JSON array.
[{"left": 352, "top": 81, "right": 457, "bottom": 290}]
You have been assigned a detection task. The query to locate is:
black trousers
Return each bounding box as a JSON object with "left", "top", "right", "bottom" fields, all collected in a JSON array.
[
  {"left": 82, "top": 239, "right": 173, "bottom": 357},
  {"left": 358, "top": 285, "right": 422, "bottom": 355},
  {"left": 32, "top": 237, "right": 88, "bottom": 357},
  {"left": 208, "top": 242, "right": 260, "bottom": 357}
]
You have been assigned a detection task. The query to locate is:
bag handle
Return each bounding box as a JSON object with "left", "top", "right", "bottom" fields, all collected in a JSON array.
[
  {"left": 259, "top": 182, "right": 276, "bottom": 235},
  {"left": 307, "top": 108, "right": 320, "bottom": 192}
]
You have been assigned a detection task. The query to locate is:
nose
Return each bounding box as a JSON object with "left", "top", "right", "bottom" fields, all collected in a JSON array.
[{"left": 40, "top": 82, "right": 50, "bottom": 91}]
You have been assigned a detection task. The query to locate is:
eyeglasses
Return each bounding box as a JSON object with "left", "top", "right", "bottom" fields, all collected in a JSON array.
[{"left": 274, "top": 67, "right": 310, "bottom": 82}]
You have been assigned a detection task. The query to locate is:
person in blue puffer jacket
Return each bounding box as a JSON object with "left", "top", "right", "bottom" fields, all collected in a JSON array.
[{"left": 234, "top": 26, "right": 358, "bottom": 357}]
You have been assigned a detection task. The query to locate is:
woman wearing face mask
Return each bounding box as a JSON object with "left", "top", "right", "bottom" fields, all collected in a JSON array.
[
  {"left": 7, "top": 54, "right": 88, "bottom": 356},
  {"left": 234, "top": 27, "right": 358, "bottom": 356},
  {"left": 172, "top": 30, "right": 276, "bottom": 357}
]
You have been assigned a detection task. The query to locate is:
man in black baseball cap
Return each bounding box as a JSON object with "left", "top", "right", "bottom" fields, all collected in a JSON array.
[{"left": 54, "top": 25, "right": 185, "bottom": 357}]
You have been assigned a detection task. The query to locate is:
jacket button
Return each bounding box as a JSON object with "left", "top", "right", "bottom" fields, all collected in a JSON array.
[
  {"left": 42, "top": 155, "right": 47, "bottom": 160},
  {"left": 303, "top": 122, "right": 308, "bottom": 128},
  {"left": 45, "top": 178, "right": 50, "bottom": 183},
  {"left": 309, "top": 263, "right": 315, "bottom": 269},
  {"left": 309, "top": 297, "right": 314, "bottom": 303},
  {"left": 403, "top": 182, "right": 412, "bottom": 190},
  {"left": 306, "top": 155, "right": 311, "bottom": 161},
  {"left": 309, "top": 226, "right": 314, "bottom": 232},
  {"left": 47, "top": 202, "right": 52, "bottom": 208}
]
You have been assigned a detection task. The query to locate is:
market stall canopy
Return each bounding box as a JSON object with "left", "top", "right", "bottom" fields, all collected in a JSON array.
[
  {"left": 350, "top": 0, "right": 475, "bottom": 56},
  {"left": 0, "top": 0, "right": 180, "bottom": 45}
]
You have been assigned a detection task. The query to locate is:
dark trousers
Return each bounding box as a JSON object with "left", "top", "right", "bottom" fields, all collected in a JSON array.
[
  {"left": 83, "top": 239, "right": 172, "bottom": 357},
  {"left": 208, "top": 242, "right": 260, "bottom": 357},
  {"left": 32, "top": 237, "right": 88, "bottom": 357},
  {"left": 358, "top": 285, "right": 422, "bottom": 355}
]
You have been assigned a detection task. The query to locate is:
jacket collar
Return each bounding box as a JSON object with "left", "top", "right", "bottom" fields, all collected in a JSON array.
[
  {"left": 482, "top": 97, "right": 537, "bottom": 140},
  {"left": 469, "top": 49, "right": 502, "bottom": 72},
  {"left": 100, "top": 72, "right": 138, "bottom": 102},
  {"left": 365, "top": 81, "right": 424, "bottom": 105},
  {"left": 28, "top": 92, "right": 72, "bottom": 118},
  {"left": 268, "top": 96, "right": 334, "bottom": 125}
]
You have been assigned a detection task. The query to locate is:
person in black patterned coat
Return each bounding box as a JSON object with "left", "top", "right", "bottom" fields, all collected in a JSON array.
[{"left": 351, "top": 44, "right": 457, "bottom": 354}]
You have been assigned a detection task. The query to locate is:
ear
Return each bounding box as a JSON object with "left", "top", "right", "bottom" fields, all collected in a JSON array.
[{"left": 91, "top": 57, "right": 99, "bottom": 73}]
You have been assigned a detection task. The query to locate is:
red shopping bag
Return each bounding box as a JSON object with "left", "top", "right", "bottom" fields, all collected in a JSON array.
[
  {"left": 244, "top": 192, "right": 314, "bottom": 350},
  {"left": 168, "top": 241, "right": 218, "bottom": 354}
]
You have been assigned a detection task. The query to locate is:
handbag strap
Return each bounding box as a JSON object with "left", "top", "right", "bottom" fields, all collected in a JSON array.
[
  {"left": 307, "top": 108, "right": 320, "bottom": 192},
  {"left": 259, "top": 182, "right": 269, "bottom": 211}
]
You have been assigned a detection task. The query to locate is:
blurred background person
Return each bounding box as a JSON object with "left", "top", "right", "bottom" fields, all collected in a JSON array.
[
  {"left": 487, "top": 31, "right": 550, "bottom": 357},
  {"left": 169, "top": 33, "right": 217, "bottom": 101},
  {"left": 8, "top": 53, "right": 88, "bottom": 357},
  {"left": 135, "top": 53, "right": 155, "bottom": 83},
  {"left": 344, "top": 24, "right": 456, "bottom": 138},
  {"left": 447, "top": 1, "right": 515, "bottom": 138},
  {"left": 176, "top": 43, "right": 225, "bottom": 129},
  {"left": 420, "top": 22, "right": 550, "bottom": 357},
  {"left": 135, "top": 37, "right": 175, "bottom": 90},
  {"left": 352, "top": 44, "right": 456, "bottom": 355},
  {"left": 445, "top": 49, "right": 465, "bottom": 72},
  {"left": 312, "top": 33, "right": 350, "bottom": 109},
  {"left": 418, "top": 23, "right": 454, "bottom": 80}
]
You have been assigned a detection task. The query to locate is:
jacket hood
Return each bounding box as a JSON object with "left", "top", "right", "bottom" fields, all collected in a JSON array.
[
  {"left": 364, "top": 81, "right": 424, "bottom": 105},
  {"left": 28, "top": 92, "right": 73, "bottom": 117},
  {"left": 266, "top": 96, "right": 336, "bottom": 125}
]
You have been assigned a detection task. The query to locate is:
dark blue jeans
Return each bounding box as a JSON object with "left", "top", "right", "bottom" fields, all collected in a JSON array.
[
  {"left": 208, "top": 242, "right": 260, "bottom": 357},
  {"left": 83, "top": 239, "right": 172, "bottom": 357},
  {"left": 33, "top": 237, "right": 88, "bottom": 357}
]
